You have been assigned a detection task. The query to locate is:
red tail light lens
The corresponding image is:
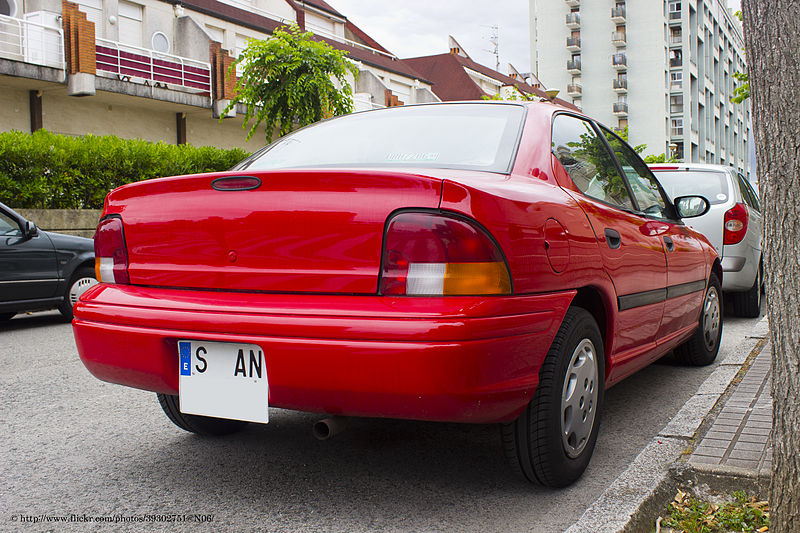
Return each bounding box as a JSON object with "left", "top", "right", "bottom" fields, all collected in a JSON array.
[
  {"left": 723, "top": 202, "right": 748, "bottom": 245},
  {"left": 379, "top": 212, "right": 511, "bottom": 296},
  {"left": 94, "top": 217, "right": 130, "bottom": 284}
]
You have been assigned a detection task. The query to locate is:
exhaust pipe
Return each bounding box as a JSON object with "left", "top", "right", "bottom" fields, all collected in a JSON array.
[{"left": 313, "top": 416, "right": 347, "bottom": 440}]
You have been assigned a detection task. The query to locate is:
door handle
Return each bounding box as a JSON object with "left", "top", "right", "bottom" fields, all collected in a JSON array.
[
  {"left": 663, "top": 236, "right": 674, "bottom": 252},
  {"left": 604, "top": 228, "right": 621, "bottom": 249}
]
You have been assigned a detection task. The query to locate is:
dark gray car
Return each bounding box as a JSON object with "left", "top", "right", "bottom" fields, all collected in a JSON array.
[{"left": 0, "top": 202, "right": 96, "bottom": 321}]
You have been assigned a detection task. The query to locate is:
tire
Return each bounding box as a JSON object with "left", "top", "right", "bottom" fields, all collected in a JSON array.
[
  {"left": 733, "top": 261, "right": 762, "bottom": 318},
  {"left": 157, "top": 393, "right": 248, "bottom": 436},
  {"left": 58, "top": 266, "right": 98, "bottom": 320},
  {"left": 502, "top": 307, "right": 605, "bottom": 487},
  {"left": 674, "top": 274, "right": 723, "bottom": 366},
  {"left": 0, "top": 313, "right": 15, "bottom": 321}
]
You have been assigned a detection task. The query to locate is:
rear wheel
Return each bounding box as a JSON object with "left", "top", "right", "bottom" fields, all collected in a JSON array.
[
  {"left": 733, "top": 261, "right": 762, "bottom": 318},
  {"left": 157, "top": 393, "right": 248, "bottom": 436},
  {"left": 674, "top": 274, "right": 722, "bottom": 366},
  {"left": 58, "top": 266, "right": 98, "bottom": 320},
  {"left": 502, "top": 307, "right": 604, "bottom": 487}
]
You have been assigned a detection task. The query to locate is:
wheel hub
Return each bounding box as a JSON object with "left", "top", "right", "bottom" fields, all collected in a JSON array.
[
  {"left": 69, "top": 277, "right": 99, "bottom": 306},
  {"left": 561, "top": 338, "right": 598, "bottom": 458},
  {"left": 702, "top": 286, "right": 721, "bottom": 351}
]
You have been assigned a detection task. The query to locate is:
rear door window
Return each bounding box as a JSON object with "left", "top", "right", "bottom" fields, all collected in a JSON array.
[{"left": 651, "top": 170, "right": 730, "bottom": 205}]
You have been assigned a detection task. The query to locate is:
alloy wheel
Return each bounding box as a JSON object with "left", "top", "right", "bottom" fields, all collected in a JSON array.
[{"left": 561, "top": 338, "right": 598, "bottom": 459}]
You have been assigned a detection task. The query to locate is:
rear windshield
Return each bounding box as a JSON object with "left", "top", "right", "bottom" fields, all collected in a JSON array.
[
  {"left": 238, "top": 103, "right": 526, "bottom": 174},
  {"left": 652, "top": 169, "right": 730, "bottom": 205}
]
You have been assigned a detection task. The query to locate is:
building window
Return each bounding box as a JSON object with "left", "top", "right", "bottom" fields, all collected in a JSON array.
[
  {"left": 669, "top": 1, "right": 681, "bottom": 19},
  {"left": 75, "top": 0, "right": 103, "bottom": 29},
  {"left": 670, "top": 27, "right": 682, "bottom": 44},
  {"left": 670, "top": 94, "right": 683, "bottom": 114},
  {"left": 151, "top": 31, "right": 169, "bottom": 53},
  {"left": 671, "top": 118, "right": 683, "bottom": 137},
  {"left": 0, "top": 0, "right": 16, "bottom": 17},
  {"left": 118, "top": 1, "right": 143, "bottom": 48},
  {"left": 670, "top": 71, "right": 683, "bottom": 90},
  {"left": 670, "top": 49, "right": 682, "bottom": 67}
]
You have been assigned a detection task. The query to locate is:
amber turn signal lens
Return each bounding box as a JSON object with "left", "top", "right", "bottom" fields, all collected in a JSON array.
[{"left": 443, "top": 262, "right": 511, "bottom": 295}]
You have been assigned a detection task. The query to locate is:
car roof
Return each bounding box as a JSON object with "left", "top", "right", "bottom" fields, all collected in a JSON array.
[{"left": 649, "top": 163, "right": 738, "bottom": 174}]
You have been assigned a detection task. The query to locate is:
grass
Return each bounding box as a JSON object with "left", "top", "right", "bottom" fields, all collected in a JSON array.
[{"left": 659, "top": 489, "right": 769, "bottom": 532}]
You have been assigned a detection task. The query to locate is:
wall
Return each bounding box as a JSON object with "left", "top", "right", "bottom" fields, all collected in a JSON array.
[
  {"left": 14, "top": 208, "right": 102, "bottom": 237},
  {"left": 0, "top": 87, "right": 30, "bottom": 132}
]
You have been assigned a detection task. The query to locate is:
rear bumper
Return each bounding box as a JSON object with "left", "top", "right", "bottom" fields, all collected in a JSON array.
[{"left": 73, "top": 285, "right": 575, "bottom": 424}]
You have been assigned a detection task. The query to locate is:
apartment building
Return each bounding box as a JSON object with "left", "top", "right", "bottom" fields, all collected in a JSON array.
[
  {"left": 0, "top": 0, "right": 437, "bottom": 150},
  {"left": 530, "top": 0, "right": 750, "bottom": 175}
]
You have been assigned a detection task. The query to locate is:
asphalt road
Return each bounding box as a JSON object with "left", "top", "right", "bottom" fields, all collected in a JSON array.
[{"left": 1, "top": 302, "right": 763, "bottom": 532}]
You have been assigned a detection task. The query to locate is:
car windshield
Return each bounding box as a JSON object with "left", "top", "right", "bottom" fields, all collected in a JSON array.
[
  {"left": 238, "top": 103, "right": 526, "bottom": 174},
  {"left": 652, "top": 169, "right": 730, "bottom": 205}
]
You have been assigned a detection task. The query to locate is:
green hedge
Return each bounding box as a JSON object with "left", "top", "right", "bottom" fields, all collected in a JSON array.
[{"left": 0, "top": 130, "right": 250, "bottom": 209}]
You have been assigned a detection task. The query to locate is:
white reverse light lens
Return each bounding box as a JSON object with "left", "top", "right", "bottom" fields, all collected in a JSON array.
[
  {"left": 406, "top": 263, "right": 446, "bottom": 295},
  {"left": 98, "top": 257, "right": 116, "bottom": 283}
]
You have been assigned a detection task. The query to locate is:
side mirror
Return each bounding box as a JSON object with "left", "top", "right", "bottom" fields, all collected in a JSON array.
[
  {"left": 674, "top": 195, "right": 710, "bottom": 219},
  {"left": 23, "top": 220, "right": 38, "bottom": 238}
]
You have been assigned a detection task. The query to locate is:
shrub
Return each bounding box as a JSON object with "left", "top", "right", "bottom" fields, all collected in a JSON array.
[{"left": 0, "top": 130, "right": 250, "bottom": 209}]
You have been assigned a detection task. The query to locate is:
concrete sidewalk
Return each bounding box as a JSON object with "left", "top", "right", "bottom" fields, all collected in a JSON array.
[{"left": 567, "top": 315, "right": 771, "bottom": 533}]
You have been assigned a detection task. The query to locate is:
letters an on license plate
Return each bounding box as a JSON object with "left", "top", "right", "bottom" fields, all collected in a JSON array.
[{"left": 178, "top": 340, "right": 268, "bottom": 424}]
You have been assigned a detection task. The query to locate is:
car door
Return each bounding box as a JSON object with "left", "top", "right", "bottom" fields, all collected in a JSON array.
[
  {"left": 551, "top": 114, "right": 667, "bottom": 372},
  {"left": 0, "top": 208, "right": 59, "bottom": 303},
  {"left": 598, "top": 128, "right": 708, "bottom": 338}
]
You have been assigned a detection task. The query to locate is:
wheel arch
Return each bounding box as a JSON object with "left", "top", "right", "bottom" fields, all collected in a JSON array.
[{"left": 570, "top": 285, "right": 613, "bottom": 381}]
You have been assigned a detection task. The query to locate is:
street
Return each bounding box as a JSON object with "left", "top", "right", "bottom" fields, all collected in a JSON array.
[{"left": 1, "top": 303, "right": 762, "bottom": 532}]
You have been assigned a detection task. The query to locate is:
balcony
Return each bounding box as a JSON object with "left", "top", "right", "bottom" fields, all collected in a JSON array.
[
  {"left": 611, "top": 31, "right": 626, "bottom": 47},
  {"left": 0, "top": 13, "right": 64, "bottom": 70},
  {"left": 669, "top": 33, "right": 682, "bottom": 46},
  {"left": 567, "top": 83, "right": 582, "bottom": 97},
  {"left": 566, "top": 13, "right": 581, "bottom": 29},
  {"left": 567, "top": 59, "right": 581, "bottom": 74},
  {"left": 671, "top": 104, "right": 684, "bottom": 115},
  {"left": 612, "top": 53, "right": 627, "bottom": 70},
  {"left": 565, "top": 0, "right": 580, "bottom": 7},
  {"left": 670, "top": 56, "right": 683, "bottom": 67},
  {"left": 566, "top": 36, "right": 581, "bottom": 51},
  {"left": 96, "top": 38, "right": 212, "bottom": 96},
  {"left": 669, "top": 10, "right": 682, "bottom": 23},
  {"left": 613, "top": 102, "right": 628, "bottom": 116},
  {"left": 613, "top": 79, "right": 628, "bottom": 92},
  {"left": 611, "top": 6, "right": 626, "bottom": 23}
]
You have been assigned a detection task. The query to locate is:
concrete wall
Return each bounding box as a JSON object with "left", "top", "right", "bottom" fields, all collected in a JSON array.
[
  {"left": 0, "top": 86, "right": 29, "bottom": 132},
  {"left": 14, "top": 208, "right": 102, "bottom": 238}
]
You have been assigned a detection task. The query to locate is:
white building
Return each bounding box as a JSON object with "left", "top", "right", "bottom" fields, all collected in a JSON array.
[{"left": 530, "top": 0, "right": 750, "bottom": 174}]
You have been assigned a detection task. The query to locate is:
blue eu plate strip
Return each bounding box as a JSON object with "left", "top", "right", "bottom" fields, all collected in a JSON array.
[{"left": 179, "top": 341, "right": 192, "bottom": 376}]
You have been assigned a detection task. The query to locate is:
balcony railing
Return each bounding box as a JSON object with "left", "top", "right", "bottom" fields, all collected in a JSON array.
[
  {"left": 613, "top": 79, "right": 628, "bottom": 91},
  {"left": 566, "top": 36, "right": 581, "bottom": 50},
  {"left": 669, "top": 10, "right": 682, "bottom": 21},
  {"left": 565, "top": 0, "right": 580, "bottom": 7},
  {"left": 567, "top": 59, "right": 581, "bottom": 72},
  {"left": 0, "top": 13, "right": 64, "bottom": 70},
  {"left": 566, "top": 13, "right": 581, "bottom": 28},
  {"left": 613, "top": 102, "right": 628, "bottom": 115},
  {"left": 567, "top": 83, "right": 582, "bottom": 96},
  {"left": 611, "top": 6, "right": 626, "bottom": 22},
  {"left": 670, "top": 33, "right": 682, "bottom": 45},
  {"left": 96, "top": 38, "right": 211, "bottom": 95},
  {"left": 611, "top": 31, "right": 626, "bottom": 47},
  {"left": 612, "top": 53, "right": 627, "bottom": 69},
  {"left": 670, "top": 56, "right": 683, "bottom": 67}
]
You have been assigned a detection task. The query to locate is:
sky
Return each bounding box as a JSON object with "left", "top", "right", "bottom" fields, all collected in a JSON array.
[
  {"left": 326, "top": 1, "right": 742, "bottom": 78},
  {"left": 328, "top": 0, "right": 533, "bottom": 75}
]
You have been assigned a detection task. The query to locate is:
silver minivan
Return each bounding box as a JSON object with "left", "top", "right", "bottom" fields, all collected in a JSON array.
[{"left": 650, "top": 163, "right": 763, "bottom": 317}]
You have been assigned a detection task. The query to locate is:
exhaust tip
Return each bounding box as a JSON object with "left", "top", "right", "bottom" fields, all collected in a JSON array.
[{"left": 313, "top": 417, "right": 347, "bottom": 440}]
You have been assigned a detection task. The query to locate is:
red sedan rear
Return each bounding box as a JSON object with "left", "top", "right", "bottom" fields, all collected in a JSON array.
[{"left": 73, "top": 102, "right": 721, "bottom": 487}]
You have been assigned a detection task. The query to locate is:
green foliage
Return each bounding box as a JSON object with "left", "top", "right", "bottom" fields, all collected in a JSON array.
[
  {"left": 481, "top": 90, "right": 536, "bottom": 102},
  {"left": 226, "top": 24, "right": 359, "bottom": 142},
  {"left": 0, "top": 130, "right": 248, "bottom": 209},
  {"left": 662, "top": 490, "right": 769, "bottom": 533},
  {"left": 730, "top": 10, "right": 750, "bottom": 104}
]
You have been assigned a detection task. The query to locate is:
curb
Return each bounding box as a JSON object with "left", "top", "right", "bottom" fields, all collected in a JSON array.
[{"left": 566, "top": 315, "right": 770, "bottom": 533}]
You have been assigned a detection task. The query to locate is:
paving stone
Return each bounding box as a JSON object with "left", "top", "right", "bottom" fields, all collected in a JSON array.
[
  {"left": 725, "top": 458, "right": 758, "bottom": 468},
  {"left": 733, "top": 441, "right": 766, "bottom": 452},
  {"left": 737, "top": 433, "right": 769, "bottom": 444},
  {"left": 690, "top": 455, "right": 721, "bottom": 465},
  {"left": 728, "top": 449, "right": 762, "bottom": 461}
]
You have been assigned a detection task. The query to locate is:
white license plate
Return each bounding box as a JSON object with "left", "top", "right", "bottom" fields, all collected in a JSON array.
[{"left": 178, "top": 340, "right": 268, "bottom": 424}]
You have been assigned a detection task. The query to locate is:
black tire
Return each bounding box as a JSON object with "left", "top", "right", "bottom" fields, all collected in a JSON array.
[
  {"left": 674, "top": 274, "right": 723, "bottom": 366},
  {"left": 157, "top": 393, "right": 248, "bottom": 436},
  {"left": 58, "top": 266, "right": 98, "bottom": 320},
  {"left": 502, "top": 307, "right": 605, "bottom": 487},
  {"left": 0, "top": 313, "right": 15, "bottom": 321},
  {"left": 732, "top": 261, "right": 762, "bottom": 318}
]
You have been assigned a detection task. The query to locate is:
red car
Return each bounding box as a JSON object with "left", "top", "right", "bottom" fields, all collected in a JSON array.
[{"left": 74, "top": 102, "right": 721, "bottom": 487}]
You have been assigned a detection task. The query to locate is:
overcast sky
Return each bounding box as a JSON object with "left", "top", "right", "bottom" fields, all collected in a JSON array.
[{"left": 327, "top": 1, "right": 742, "bottom": 77}]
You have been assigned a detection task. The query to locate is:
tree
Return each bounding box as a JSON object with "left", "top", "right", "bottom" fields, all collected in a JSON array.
[
  {"left": 224, "top": 24, "right": 359, "bottom": 142},
  {"left": 731, "top": 11, "right": 751, "bottom": 104},
  {"left": 741, "top": 1, "right": 800, "bottom": 531}
]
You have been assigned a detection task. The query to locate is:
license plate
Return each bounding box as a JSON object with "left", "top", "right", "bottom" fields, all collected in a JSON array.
[{"left": 178, "top": 340, "right": 268, "bottom": 424}]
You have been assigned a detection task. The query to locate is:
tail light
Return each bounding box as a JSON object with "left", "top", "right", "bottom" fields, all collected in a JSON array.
[
  {"left": 723, "top": 203, "right": 748, "bottom": 245},
  {"left": 379, "top": 212, "right": 511, "bottom": 296},
  {"left": 94, "top": 216, "right": 130, "bottom": 284}
]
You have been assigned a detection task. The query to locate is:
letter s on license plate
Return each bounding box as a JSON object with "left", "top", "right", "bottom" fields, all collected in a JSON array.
[{"left": 177, "top": 340, "right": 269, "bottom": 424}]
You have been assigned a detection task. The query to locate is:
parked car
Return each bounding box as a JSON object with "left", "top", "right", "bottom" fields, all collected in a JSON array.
[
  {"left": 73, "top": 102, "right": 721, "bottom": 487},
  {"left": 0, "top": 202, "right": 97, "bottom": 321},
  {"left": 650, "top": 164, "right": 763, "bottom": 317}
]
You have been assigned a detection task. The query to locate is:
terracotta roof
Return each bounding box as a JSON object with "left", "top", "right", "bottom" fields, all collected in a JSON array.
[
  {"left": 404, "top": 53, "right": 578, "bottom": 110},
  {"left": 318, "top": 35, "right": 432, "bottom": 85}
]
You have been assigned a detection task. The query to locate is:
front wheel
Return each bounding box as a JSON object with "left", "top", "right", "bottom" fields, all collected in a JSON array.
[
  {"left": 157, "top": 394, "right": 248, "bottom": 436},
  {"left": 502, "top": 307, "right": 604, "bottom": 487},
  {"left": 674, "top": 274, "right": 722, "bottom": 366}
]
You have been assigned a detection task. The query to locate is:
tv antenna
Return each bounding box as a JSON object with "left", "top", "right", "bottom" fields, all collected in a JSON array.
[{"left": 482, "top": 24, "right": 500, "bottom": 71}]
